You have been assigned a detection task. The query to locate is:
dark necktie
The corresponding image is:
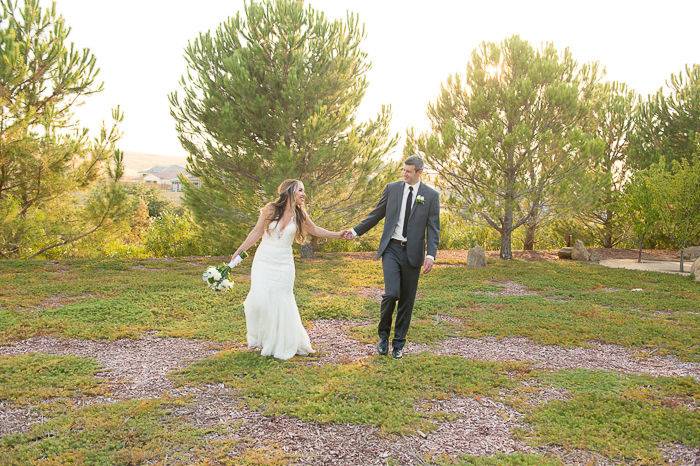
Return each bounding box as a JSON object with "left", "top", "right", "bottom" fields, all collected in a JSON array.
[{"left": 402, "top": 186, "right": 413, "bottom": 238}]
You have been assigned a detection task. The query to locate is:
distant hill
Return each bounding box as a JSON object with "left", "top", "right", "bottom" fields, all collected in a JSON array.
[
  {"left": 122, "top": 152, "right": 187, "bottom": 179},
  {"left": 143, "top": 165, "right": 187, "bottom": 181}
]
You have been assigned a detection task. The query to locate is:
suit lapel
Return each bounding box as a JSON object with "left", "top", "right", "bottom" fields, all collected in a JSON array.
[
  {"left": 394, "top": 182, "right": 404, "bottom": 220},
  {"left": 408, "top": 183, "right": 427, "bottom": 221}
]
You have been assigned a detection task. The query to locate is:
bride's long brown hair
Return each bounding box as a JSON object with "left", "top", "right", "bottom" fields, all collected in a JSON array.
[{"left": 262, "top": 179, "right": 308, "bottom": 244}]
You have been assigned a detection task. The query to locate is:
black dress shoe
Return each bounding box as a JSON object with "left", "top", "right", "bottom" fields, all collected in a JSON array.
[
  {"left": 377, "top": 339, "right": 388, "bottom": 355},
  {"left": 392, "top": 347, "right": 403, "bottom": 359}
]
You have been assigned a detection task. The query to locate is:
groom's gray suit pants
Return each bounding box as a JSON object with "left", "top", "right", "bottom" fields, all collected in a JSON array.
[{"left": 380, "top": 241, "right": 421, "bottom": 350}]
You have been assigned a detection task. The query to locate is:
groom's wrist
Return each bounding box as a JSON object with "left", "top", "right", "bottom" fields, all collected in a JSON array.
[
  {"left": 350, "top": 229, "right": 358, "bottom": 238},
  {"left": 426, "top": 255, "right": 435, "bottom": 262}
]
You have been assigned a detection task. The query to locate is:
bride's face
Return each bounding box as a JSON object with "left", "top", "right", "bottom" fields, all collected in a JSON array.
[{"left": 293, "top": 182, "right": 306, "bottom": 206}]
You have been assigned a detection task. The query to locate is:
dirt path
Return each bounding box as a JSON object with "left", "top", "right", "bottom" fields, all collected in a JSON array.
[{"left": 599, "top": 258, "right": 692, "bottom": 275}]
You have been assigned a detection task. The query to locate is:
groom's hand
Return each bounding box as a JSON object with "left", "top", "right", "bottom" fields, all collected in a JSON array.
[{"left": 422, "top": 257, "right": 434, "bottom": 274}]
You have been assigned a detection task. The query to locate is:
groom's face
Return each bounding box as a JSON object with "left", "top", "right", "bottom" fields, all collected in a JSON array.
[{"left": 402, "top": 164, "right": 422, "bottom": 185}]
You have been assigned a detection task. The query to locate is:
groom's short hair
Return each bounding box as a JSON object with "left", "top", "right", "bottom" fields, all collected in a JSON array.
[{"left": 404, "top": 155, "right": 424, "bottom": 171}]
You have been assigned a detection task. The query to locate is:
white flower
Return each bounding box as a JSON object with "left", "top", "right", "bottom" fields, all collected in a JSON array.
[
  {"left": 213, "top": 279, "right": 233, "bottom": 292},
  {"left": 202, "top": 265, "right": 234, "bottom": 291},
  {"left": 416, "top": 194, "right": 425, "bottom": 204},
  {"left": 202, "top": 268, "right": 215, "bottom": 283},
  {"left": 219, "top": 279, "right": 233, "bottom": 289}
]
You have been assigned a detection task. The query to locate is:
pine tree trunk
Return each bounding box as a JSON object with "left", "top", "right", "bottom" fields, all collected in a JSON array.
[
  {"left": 500, "top": 205, "right": 514, "bottom": 259},
  {"left": 523, "top": 223, "right": 536, "bottom": 251},
  {"left": 603, "top": 209, "right": 614, "bottom": 248},
  {"left": 300, "top": 238, "right": 317, "bottom": 259},
  {"left": 637, "top": 238, "right": 643, "bottom": 263},
  {"left": 603, "top": 233, "right": 613, "bottom": 249},
  {"left": 500, "top": 228, "right": 513, "bottom": 259},
  {"left": 523, "top": 203, "right": 540, "bottom": 251},
  {"left": 680, "top": 248, "right": 685, "bottom": 272},
  {"left": 499, "top": 189, "right": 515, "bottom": 259}
]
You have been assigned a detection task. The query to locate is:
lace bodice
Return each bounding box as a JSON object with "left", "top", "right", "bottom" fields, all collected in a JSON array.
[{"left": 260, "top": 220, "right": 297, "bottom": 248}]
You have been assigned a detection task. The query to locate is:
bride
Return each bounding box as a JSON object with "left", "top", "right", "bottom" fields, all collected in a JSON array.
[{"left": 229, "top": 179, "right": 347, "bottom": 360}]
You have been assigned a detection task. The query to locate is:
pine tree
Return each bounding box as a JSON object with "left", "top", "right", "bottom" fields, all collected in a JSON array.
[
  {"left": 621, "top": 164, "right": 663, "bottom": 263},
  {"left": 578, "top": 81, "right": 638, "bottom": 248},
  {"left": 411, "top": 36, "right": 600, "bottom": 259},
  {"left": 130, "top": 198, "right": 151, "bottom": 241},
  {"left": 654, "top": 157, "right": 700, "bottom": 272},
  {"left": 0, "top": 0, "right": 128, "bottom": 258},
  {"left": 631, "top": 65, "right": 700, "bottom": 169},
  {"left": 169, "top": 0, "right": 396, "bottom": 255}
]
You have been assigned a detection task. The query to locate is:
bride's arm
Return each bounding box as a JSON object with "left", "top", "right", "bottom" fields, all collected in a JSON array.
[
  {"left": 303, "top": 216, "right": 343, "bottom": 239},
  {"left": 231, "top": 206, "right": 271, "bottom": 260}
]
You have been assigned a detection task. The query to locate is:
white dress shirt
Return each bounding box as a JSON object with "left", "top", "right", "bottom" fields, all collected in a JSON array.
[
  {"left": 352, "top": 181, "right": 434, "bottom": 262},
  {"left": 392, "top": 181, "right": 420, "bottom": 241}
]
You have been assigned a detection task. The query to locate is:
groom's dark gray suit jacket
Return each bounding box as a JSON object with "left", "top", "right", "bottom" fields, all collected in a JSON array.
[{"left": 353, "top": 181, "right": 440, "bottom": 267}]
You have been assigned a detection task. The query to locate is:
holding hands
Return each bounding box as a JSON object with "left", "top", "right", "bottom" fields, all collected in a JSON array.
[{"left": 339, "top": 229, "right": 355, "bottom": 240}]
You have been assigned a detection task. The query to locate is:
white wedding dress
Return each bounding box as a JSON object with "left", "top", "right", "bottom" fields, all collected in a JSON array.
[{"left": 244, "top": 219, "right": 314, "bottom": 360}]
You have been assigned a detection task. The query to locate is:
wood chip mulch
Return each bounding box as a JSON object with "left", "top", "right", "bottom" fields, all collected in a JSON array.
[
  {"left": 0, "top": 334, "right": 222, "bottom": 400},
  {"left": 1, "top": 324, "right": 698, "bottom": 464},
  {"left": 0, "top": 334, "right": 222, "bottom": 436},
  {"left": 171, "top": 384, "right": 533, "bottom": 465},
  {"left": 434, "top": 337, "right": 700, "bottom": 381}
]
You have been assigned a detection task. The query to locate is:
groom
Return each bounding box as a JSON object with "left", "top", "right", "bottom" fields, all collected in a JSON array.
[{"left": 344, "top": 155, "right": 440, "bottom": 359}]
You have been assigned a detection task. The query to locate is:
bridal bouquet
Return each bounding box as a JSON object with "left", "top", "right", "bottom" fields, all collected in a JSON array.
[{"left": 202, "top": 252, "right": 248, "bottom": 291}]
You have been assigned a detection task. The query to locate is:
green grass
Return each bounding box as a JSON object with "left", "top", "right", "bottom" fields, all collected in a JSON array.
[
  {"left": 296, "top": 289, "right": 375, "bottom": 320},
  {"left": 456, "top": 297, "right": 696, "bottom": 360},
  {"left": 415, "top": 260, "right": 700, "bottom": 361},
  {"left": 0, "top": 398, "right": 231, "bottom": 465},
  {"left": 0, "top": 354, "right": 104, "bottom": 403},
  {"left": 526, "top": 396, "right": 698, "bottom": 464},
  {"left": 537, "top": 368, "right": 700, "bottom": 401},
  {"left": 231, "top": 445, "right": 296, "bottom": 465},
  {"left": 172, "top": 350, "right": 524, "bottom": 435},
  {"left": 173, "top": 349, "right": 699, "bottom": 462},
  {"left": 0, "top": 258, "right": 250, "bottom": 342},
  {"left": 521, "top": 369, "right": 700, "bottom": 464},
  {"left": 1, "top": 254, "right": 699, "bottom": 463},
  {"left": 433, "top": 452, "right": 562, "bottom": 465},
  {"left": 2, "top": 255, "right": 696, "bottom": 361}
]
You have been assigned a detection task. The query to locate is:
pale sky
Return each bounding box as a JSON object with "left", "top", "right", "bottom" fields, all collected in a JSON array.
[{"left": 50, "top": 0, "right": 699, "bottom": 162}]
